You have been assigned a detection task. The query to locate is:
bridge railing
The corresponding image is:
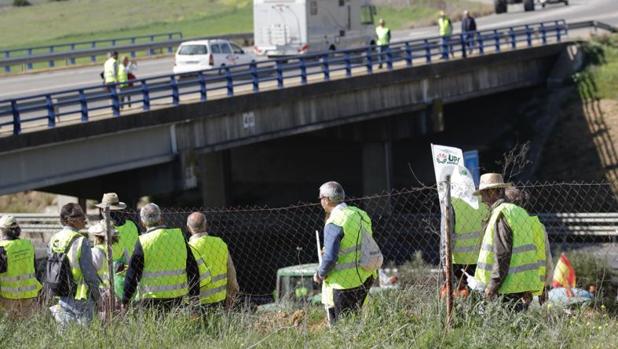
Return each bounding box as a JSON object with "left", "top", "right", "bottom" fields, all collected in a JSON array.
[{"left": 0, "top": 20, "right": 568, "bottom": 136}]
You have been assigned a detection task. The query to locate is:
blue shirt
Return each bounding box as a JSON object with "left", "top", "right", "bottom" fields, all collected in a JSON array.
[{"left": 318, "top": 203, "right": 348, "bottom": 278}]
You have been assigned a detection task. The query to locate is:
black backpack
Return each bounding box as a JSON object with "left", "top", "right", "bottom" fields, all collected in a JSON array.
[{"left": 45, "top": 235, "right": 80, "bottom": 297}]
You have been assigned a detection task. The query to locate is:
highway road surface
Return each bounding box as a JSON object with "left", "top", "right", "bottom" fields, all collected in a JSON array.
[{"left": 0, "top": 0, "right": 616, "bottom": 100}]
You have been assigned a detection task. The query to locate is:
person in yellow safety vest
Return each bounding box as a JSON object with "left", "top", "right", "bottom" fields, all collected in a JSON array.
[
  {"left": 103, "top": 51, "right": 119, "bottom": 90},
  {"left": 88, "top": 220, "right": 129, "bottom": 300},
  {"left": 375, "top": 18, "right": 391, "bottom": 69},
  {"left": 122, "top": 203, "right": 200, "bottom": 310},
  {"left": 313, "top": 181, "right": 375, "bottom": 325},
  {"left": 96, "top": 193, "right": 140, "bottom": 259},
  {"left": 0, "top": 215, "right": 42, "bottom": 319},
  {"left": 117, "top": 56, "right": 133, "bottom": 108},
  {"left": 473, "top": 173, "right": 546, "bottom": 311},
  {"left": 438, "top": 11, "right": 454, "bottom": 59},
  {"left": 450, "top": 197, "right": 489, "bottom": 293},
  {"left": 47, "top": 203, "right": 101, "bottom": 326},
  {"left": 186, "top": 212, "right": 240, "bottom": 311}
]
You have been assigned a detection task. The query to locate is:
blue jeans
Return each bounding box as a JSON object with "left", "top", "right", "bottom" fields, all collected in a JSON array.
[{"left": 377, "top": 45, "right": 389, "bottom": 67}]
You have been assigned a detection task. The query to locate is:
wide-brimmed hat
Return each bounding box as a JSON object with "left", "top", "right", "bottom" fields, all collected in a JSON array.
[
  {"left": 0, "top": 215, "right": 17, "bottom": 229},
  {"left": 88, "top": 220, "right": 118, "bottom": 237},
  {"left": 473, "top": 173, "right": 512, "bottom": 195},
  {"left": 95, "top": 192, "right": 127, "bottom": 210}
]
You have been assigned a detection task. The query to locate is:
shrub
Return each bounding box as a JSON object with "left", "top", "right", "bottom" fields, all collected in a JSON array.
[{"left": 13, "top": 0, "right": 32, "bottom": 6}]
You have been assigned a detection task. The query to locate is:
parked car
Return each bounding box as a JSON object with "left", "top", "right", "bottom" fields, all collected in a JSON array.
[
  {"left": 539, "top": 0, "right": 568, "bottom": 8},
  {"left": 172, "top": 39, "right": 255, "bottom": 75}
]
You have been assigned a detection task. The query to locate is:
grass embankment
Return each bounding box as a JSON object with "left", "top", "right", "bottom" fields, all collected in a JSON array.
[
  {"left": 1, "top": 287, "right": 616, "bottom": 348},
  {"left": 575, "top": 34, "right": 618, "bottom": 100},
  {"left": 0, "top": 0, "right": 493, "bottom": 51}
]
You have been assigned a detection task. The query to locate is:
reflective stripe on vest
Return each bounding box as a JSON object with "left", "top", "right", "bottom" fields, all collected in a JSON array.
[
  {"left": 189, "top": 235, "right": 229, "bottom": 304},
  {"left": 452, "top": 198, "right": 489, "bottom": 265},
  {"left": 139, "top": 228, "right": 188, "bottom": 299},
  {"left": 324, "top": 205, "right": 373, "bottom": 290},
  {"left": 0, "top": 239, "right": 42, "bottom": 299},
  {"left": 474, "top": 203, "right": 545, "bottom": 294},
  {"left": 50, "top": 229, "right": 89, "bottom": 300}
]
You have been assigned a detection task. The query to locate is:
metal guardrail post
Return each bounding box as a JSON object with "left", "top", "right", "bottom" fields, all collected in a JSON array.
[
  {"left": 91, "top": 41, "right": 96, "bottom": 63},
  {"left": 48, "top": 46, "right": 55, "bottom": 68},
  {"left": 525, "top": 25, "right": 532, "bottom": 47},
  {"left": 300, "top": 58, "right": 307, "bottom": 85},
  {"left": 540, "top": 23, "right": 547, "bottom": 44},
  {"left": 276, "top": 60, "right": 284, "bottom": 88},
  {"left": 110, "top": 87, "right": 120, "bottom": 117},
  {"left": 46, "top": 95, "right": 56, "bottom": 128},
  {"left": 386, "top": 47, "right": 393, "bottom": 70},
  {"left": 509, "top": 28, "right": 516, "bottom": 49},
  {"left": 477, "top": 33, "right": 484, "bottom": 55},
  {"left": 112, "top": 40, "right": 116, "bottom": 47},
  {"left": 171, "top": 76, "right": 180, "bottom": 106},
  {"left": 321, "top": 54, "right": 330, "bottom": 81},
  {"left": 424, "top": 39, "right": 431, "bottom": 63},
  {"left": 79, "top": 89, "right": 88, "bottom": 122},
  {"left": 556, "top": 21, "right": 562, "bottom": 42},
  {"left": 344, "top": 52, "right": 352, "bottom": 77},
  {"left": 404, "top": 42, "right": 412, "bottom": 66},
  {"left": 198, "top": 72, "right": 208, "bottom": 101},
  {"left": 4, "top": 65, "right": 9, "bottom": 73},
  {"left": 460, "top": 34, "right": 467, "bottom": 59},
  {"left": 3, "top": 51, "right": 8, "bottom": 59},
  {"left": 365, "top": 47, "right": 373, "bottom": 73},
  {"left": 142, "top": 81, "right": 150, "bottom": 111},
  {"left": 11, "top": 100, "right": 21, "bottom": 135},
  {"left": 70, "top": 44, "right": 76, "bottom": 65},
  {"left": 250, "top": 61, "right": 259, "bottom": 92},
  {"left": 494, "top": 30, "right": 500, "bottom": 53},
  {"left": 225, "top": 66, "right": 233, "bottom": 96}
]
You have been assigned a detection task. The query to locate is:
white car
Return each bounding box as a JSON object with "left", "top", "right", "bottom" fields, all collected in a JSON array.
[{"left": 172, "top": 39, "right": 255, "bottom": 75}]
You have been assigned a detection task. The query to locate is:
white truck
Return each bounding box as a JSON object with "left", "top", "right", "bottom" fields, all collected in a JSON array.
[{"left": 253, "top": 0, "right": 377, "bottom": 57}]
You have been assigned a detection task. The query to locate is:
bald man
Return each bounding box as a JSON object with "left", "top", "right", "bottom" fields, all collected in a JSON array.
[{"left": 186, "top": 212, "right": 239, "bottom": 310}]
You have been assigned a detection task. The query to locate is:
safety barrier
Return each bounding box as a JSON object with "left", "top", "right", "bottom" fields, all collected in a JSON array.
[
  {"left": 1, "top": 32, "right": 183, "bottom": 73},
  {"left": 0, "top": 20, "right": 568, "bottom": 136}
]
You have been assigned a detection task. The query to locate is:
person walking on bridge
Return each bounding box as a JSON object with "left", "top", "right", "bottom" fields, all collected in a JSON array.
[
  {"left": 122, "top": 203, "right": 199, "bottom": 311},
  {"left": 0, "top": 215, "right": 42, "bottom": 319},
  {"left": 461, "top": 10, "right": 477, "bottom": 55},
  {"left": 375, "top": 18, "right": 391, "bottom": 69},
  {"left": 438, "top": 11, "right": 454, "bottom": 59},
  {"left": 103, "top": 51, "right": 119, "bottom": 91},
  {"left": 186, "top": 212, "right": 239, "bottom": 311}
]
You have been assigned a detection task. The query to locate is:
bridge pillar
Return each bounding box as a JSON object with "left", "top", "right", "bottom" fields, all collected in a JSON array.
[
  {"left": 197, "top": 150, "right": 230, "bottom": 208},
  {"left": 362, "top": 141, "right": 393, "bottom": 196}
]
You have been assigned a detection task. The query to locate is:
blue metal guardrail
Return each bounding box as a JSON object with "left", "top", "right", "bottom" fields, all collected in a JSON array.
[
  {"left": 0, "top": 20, "right": 567, "bottom": 136},
  {"left": 2, "top": 32, "right": 183, "bottom": 73}
]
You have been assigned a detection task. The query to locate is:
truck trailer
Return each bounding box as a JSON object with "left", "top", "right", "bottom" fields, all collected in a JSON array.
[{"left": 253, "top": 0, "right": 377, "bottom": 57}]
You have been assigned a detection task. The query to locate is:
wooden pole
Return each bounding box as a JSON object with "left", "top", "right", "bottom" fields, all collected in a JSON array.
[
  {"left": 103, "top": 206, "right": 116, "bottom": 321},
  {"left": 443, "top": 175, "right": 454, "bottom": 328}
]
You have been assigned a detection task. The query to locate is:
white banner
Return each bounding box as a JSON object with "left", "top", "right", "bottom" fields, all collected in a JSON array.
[{"left": 431, "top": 144, "right": 478, "bottom": 209}]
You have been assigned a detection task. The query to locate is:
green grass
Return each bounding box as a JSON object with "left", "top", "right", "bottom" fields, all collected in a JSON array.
[{"left": 574, "top": 34, "right": 618, "bottom": 101}]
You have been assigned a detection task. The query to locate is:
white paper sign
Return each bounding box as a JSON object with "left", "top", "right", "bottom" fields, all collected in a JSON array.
[{"left": 431, "top": 144, "right": 479, "bottom": 209}]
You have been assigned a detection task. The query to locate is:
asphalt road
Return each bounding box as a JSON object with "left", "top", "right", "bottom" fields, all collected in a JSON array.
[{"left": 0, "top": 0, "right": 616, "bottom": 100}]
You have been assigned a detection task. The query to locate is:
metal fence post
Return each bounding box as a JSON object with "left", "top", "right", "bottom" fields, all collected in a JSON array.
[
  {"left": 443, "top": 175, "right": 454, "bottom": 329},
  {"left": 225, "top": 66, "right": 234, "bottom": 96},
  {"left": 386, "top": 47, "right": 393, "bottom": 70},
  {"left": 525, "top": 25, "right": 532, "bottom": 47},
  {"left": 424, "top": 39, "right": 431, "bottom": 63},
  {"left": 366, "top": 47, "right": 373, "bottom": 73},
  {"left": 170, "top": 76, "right": 180, "bottom": 106},
  {"left": 404, "top": 42, "right": 412, "bottom": 66},
  {"left": 494, "top": 29, "right": 501, "bottom": 52},
  {"left": 142, "top": 80, "right": 150, "bottom": 111},
  {"left": 322, "top": 54, "right": 330, "bottom": 81},
  {"left": 11, "top": 100, "right": 21, "bottom": 135},
  {"left": 79, "top": 89, "right": 88, "bottom": 122},
  {"left": 276, "top": 60, "right": 284, "bottom": 88},
  {"left": 250, "top": 60, "right": 259, "bottom": 92},
  {"left": 198, "top": 72, "right": 208, "bottom": 101},
  {"left": 540, "top": 23, "right": 547, "bottom": 44},
  {"left": 300, "top": 58, "right": 307, "bottom": 84},
  {"left": 103, "top": 206, "right": 116, "bottom": 322},
  {"left": 110, "top": 86, "right": 120, "bottom": 117},
  {"left": 509, "top": 28, "right": 516, "bottom": 49},
  {"left": 344, "top": 52, "right": 352, "bottom": 77},
  {"left": 46, "top": 95, "right": 56, "bottom": 128}
]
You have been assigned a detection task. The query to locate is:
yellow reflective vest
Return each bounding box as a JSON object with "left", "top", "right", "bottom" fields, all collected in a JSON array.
[
  {"left": 138, "top": 228, "right": 188, "bottom": 299},
  {"left": 474, "top": 203, "right": 545, "bottom": 295},
  {"left": 49, "top": 228, "right": 89, "bottom": 300},
  {"left": 0, "top": 239, "right": 42, "bottom": 299},
  {"left": 189, "top": 235, "right": 228, "bottom": 304},
  {"left": 117, "top": 219, "right": 139, "bottom": 257},
  {"left": 104, "top": 57, "right": 118, "bottom": 84},
  {"left": 376, "top": 26, "right": 390, "bottom": 46},
  {"left": 118, "top": 63, "right": 128, "bottom": 88},
  {"left": 452, "top": 198, "right": 489, "bottom": 265},
  {"left": 324, "top": 205, "right": 374, "bottom": 290},
  {"left": 438, "top": 17, "right": 453, "bottom": 37}
]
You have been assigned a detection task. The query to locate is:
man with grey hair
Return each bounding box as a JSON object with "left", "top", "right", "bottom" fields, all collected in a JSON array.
[
  {"left": 122, "top": 203, "right": 200, "bottom": 310},
  {"left": 313, "top": 181, "right": 375, "bottom": 324},
  {"left": 186, "top": 212, "right": 239, "bottom": 310}
]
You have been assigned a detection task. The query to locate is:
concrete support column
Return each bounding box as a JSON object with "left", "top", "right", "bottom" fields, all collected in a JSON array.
[
  {"left": 362, "top": 141, "right": 393, "bottom": 196},
  {"left": 197, "top": 150, "right": 230, "bottom": 208}
]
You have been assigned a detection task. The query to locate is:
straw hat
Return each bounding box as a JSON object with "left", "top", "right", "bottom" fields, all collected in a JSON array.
[
  {"left": 95, "top": 192, "right": 127, "bottom": 210},
  {"left": 0, "top": 215, "right": 17, "bottom": 229},
  {"left": 473, "top": 173, "right": 512, "bottom": 195},
  {"left": 88, "top": 220, "right": 118, "bottom": 237}
]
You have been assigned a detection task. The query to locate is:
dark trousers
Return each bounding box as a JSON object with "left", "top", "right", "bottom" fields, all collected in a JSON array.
[
  {"left": 329, "top": 276, "right": 373, "bottom": 324},
  {"left": 137, "top": 297, "right": 184, "bottom": 312}
]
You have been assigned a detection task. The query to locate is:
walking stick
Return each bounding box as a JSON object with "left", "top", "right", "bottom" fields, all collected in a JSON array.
[{"left": 316, "top": 230, "right": 333, "bottom": 326}]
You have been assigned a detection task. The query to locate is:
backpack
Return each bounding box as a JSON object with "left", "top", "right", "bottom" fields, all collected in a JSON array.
[
  {"left": 46, "top": 235, "right": 80, "bottom": 297},
  {"left": 357, "top": 215, "right": 383, "bottom": 272}
]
